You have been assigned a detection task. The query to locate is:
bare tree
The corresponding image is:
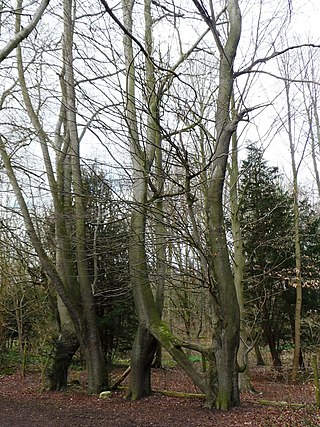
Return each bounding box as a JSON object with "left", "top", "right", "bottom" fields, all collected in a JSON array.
[
  {"left": 0, "top": 0, "right": 108, "bottom": 393},
  {"left": 0, "top": 0, "right": 49, "bottom": 63}
]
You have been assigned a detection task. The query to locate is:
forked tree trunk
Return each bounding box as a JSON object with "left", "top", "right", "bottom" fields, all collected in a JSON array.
[
  {"left": 47, "top": 331, "right": 79, "bottom": 390},
  {"left": 12, "top": 0, "right": 107, "bottom": 394},
  {"left": 262, "top": 320, "right": 282, "bottom": 368},
  {"left": 47, "top": 293, "right": 79, "bottom": 390},
  {"left": 121, "top": 0, "right": 159, "bottom": 396},
  {"left": 202, "top": 0, "right": 242, "bottom": 408},
  {"left": 121, "top": 0, "right": 242, "bottom": 410}
]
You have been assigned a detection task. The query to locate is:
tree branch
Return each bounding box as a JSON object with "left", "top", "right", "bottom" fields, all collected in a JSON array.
[
  {"left": 0, "top": 0, "right": 50, "bottom": 63},
  {"left": 99, "top": 0, "right": 151, "bottom": 59},
  {"left": 234, "top": 44, "right": 320, "bottom": 77}
]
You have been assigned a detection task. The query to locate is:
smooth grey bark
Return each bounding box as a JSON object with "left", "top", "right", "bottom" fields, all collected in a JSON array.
[
  {"left": 152, "top": 150, "right": 166, "bottom": 368},
  {"left": 46, "top": 149, "right": 79, "bottom": 390},
  {"left": 121, "top": 0, "right": 158, "bottom": 399},
  {"left": 14, "top": 1, "right": 80, "bottom": 391},
  {"left": 0, "top": 0, "right": 50, "bottom": 63},
  {"left": 121, "top": 0, "right": 209, "bottom": 402},
  {"left": 7, "top": 0, "right": 107, "bottom": 393},
  {"left": 229, "top": 132, "right": 254, "bottom": 392},
  {"left": 284, "top": 82, "right": 302, "bottom": 382},
  {"left": 145, "top": 0, "right": 165, "bottom": 369},
  {"left": 120, "top": 0, "right": 243, "bottom": 409},
  {"left": 129, "top": 324, "right": 157, "bottom": 399},
  {"left": 62, "top": 0, "right": 107, "bottom": 393}
]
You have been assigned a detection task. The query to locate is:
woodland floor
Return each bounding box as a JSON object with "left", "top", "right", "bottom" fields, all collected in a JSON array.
[{"left": 0, "top": 365, "right": 320, "bottom": 427}]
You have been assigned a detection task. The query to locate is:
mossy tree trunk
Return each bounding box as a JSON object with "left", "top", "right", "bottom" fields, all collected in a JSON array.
[
  {"left": 120, "top": 0, "right": 243, "bottom": 410},
  {"left": 121, "top": 0, "right": 160, "bottom": 397},
  {"left": 193, "top": 0, "right": 242, "bottom": 409},
  {"left": 128, "top": 324, "right": 158, "bottom": 399}
]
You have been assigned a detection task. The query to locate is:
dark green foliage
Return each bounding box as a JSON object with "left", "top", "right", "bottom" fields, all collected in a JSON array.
[
  {"left": 239, "top": 146, "right": 320, "bottom": 364},
  {"left": 82, "top": 167, "right": 137, "bottom": 362},
  {"left": 239, "top": 147, "right": 294, "bottom": 361},
  {"left": 293, "top": 199, "right": 320, "bottom": 353}
]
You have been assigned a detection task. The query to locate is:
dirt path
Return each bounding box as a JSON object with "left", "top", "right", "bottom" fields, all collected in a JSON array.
[{"left": 0, "top": 368, "right": 319, "bottom": 426}]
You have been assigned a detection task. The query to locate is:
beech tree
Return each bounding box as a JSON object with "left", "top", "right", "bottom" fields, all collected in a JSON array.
[
  {"left": 1, "top": 0, "right": 319, "bottom": 413},
  {"left": 103, "top": 0, "right": 319, "bottom": 410},
  {"left": 0, "top": 0, "right": 107, "bottom": 393},
  {"left": 104, "top": 0, "right": 243, "bottom": 409}
]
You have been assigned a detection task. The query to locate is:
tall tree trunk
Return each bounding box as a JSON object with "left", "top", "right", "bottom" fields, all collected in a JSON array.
[
  {"left": 121, "top": 0, "right": 159, "bottom": 395},
  {"left": 197, "top": 0, "right": 242, "bottom": 409},
  {"left": 153, "top": 162, "right": 166, "bottom": 369},
  {"left": 146, "top": 0, "right": 165, "bottom": 369},
  {"left": 121, "top": 0, "right": 242, "bottom": 409},
  {"left": 15, "top": 1, "right": 81, "bottom": 391},
  {"left": 229, "top": 132, "right": 254, "bottom": 392},
  {"left": 62, "top": 0, "right": 107, "bottom": 393},
  {"left": 47, "top": 155, "right": 80, "bottom": 390},
  {"left": 128, "top": 191, "right": 158, "bottom": 398},
  {"left": 284, "top": 83, "right": 302, "bottom": 382}
]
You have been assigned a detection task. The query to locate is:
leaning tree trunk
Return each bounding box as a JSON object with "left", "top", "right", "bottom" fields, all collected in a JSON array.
[{"left": 15, "top": 2, "right": 80, "bottom": 391}]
